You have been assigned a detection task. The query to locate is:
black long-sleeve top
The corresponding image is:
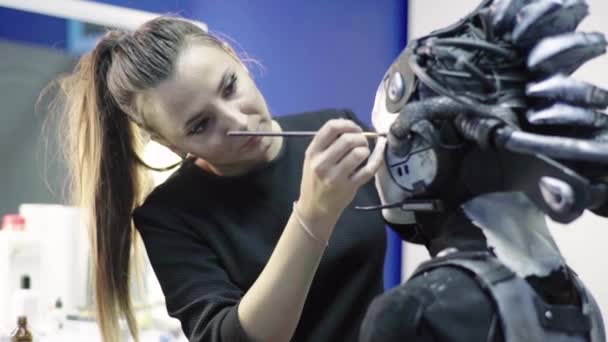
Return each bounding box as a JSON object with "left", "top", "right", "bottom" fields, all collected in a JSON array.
[{"left": 133, "top": 109, "right": 387, "bottom": 342}]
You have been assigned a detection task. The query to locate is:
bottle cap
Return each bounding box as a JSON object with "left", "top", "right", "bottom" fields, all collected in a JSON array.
[
  {"left": 20, "top": 275, "right": 31, "bottom": 290},
  {"left": 1, "top": 214, "right": 25, "bottom": 231}
]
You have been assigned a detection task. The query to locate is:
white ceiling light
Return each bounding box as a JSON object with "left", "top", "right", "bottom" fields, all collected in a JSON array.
[{"left": 0, "top": 0, "right": 207, "bottom": 32}]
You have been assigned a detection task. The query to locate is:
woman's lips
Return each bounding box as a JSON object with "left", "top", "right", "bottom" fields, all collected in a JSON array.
[
  {"left": 237, "top": 120, "right": 269, "bottom": 151},
  {"left": 241, "top": 135, "right": 262, "bottom": 151}
]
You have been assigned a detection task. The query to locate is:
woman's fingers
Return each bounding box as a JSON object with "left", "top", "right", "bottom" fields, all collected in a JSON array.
[
  {"left": 299, "top": 118, "right": 385, "bottom": 216},
  {"left": 325, "top": 135, "right": 385, "bottom": 187},
  {"left": 350, "top": 137, "right": 386, "bottom": 186},
  {"left": 307, "top": 119, "right": 363, "bottom": 155},
  {"left": 320, "top": 131, "right": 369, "bottom": 166},
  {"left": 327, "top": 145, "right": 371, "bottom": 181}
]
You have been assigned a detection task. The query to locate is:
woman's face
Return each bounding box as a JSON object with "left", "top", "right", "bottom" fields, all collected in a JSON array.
[{"left": 146, "top": 42, "right": 277, "bottom": 172}]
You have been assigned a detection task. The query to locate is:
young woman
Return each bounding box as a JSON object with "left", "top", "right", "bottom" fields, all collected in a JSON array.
[{"left": 55, "top": 16, "right": 389, "bottom": 342}]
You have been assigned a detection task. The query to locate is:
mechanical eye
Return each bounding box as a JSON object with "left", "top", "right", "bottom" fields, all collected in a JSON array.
[{"left": 388, "top": 72, "right": 405, "bottom": 103}]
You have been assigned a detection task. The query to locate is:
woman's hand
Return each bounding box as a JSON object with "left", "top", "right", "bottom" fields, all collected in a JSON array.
[
  {"left": 296, "top": 119, "right": 384, "bottom": 240},
  {"left": 239, "top": 119, "right": 385, "bottom": 341}
]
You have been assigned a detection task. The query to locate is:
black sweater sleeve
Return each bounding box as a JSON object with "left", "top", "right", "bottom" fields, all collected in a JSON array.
[{"left": 133, "top": 205, "right": 251, "bottom": 342}]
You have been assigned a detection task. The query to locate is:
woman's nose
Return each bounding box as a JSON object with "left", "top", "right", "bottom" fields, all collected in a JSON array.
[{"left": 217, "top": 104, "right": 249, "bottom": 132}]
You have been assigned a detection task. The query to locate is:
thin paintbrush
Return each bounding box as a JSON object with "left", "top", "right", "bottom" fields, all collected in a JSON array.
[{"left": 227, "top": 131, "right": 387, "bottom": 138}]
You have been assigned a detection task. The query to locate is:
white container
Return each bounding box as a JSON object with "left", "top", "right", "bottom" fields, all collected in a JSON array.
[
  {"left": 0, "top": 204, "right": 89, "bottom": 336},
  {"left": 0, "top": 232, "right": 10, "bottom": 335},
  {"left": 18, "top": 204, "right": 90, "bottom": 317},
  {"left": 0, "top": 229, "right": 40, "bottom": 334}
]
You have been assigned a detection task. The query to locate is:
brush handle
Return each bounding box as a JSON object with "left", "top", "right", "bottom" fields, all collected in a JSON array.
[{"left": 227, "top": 131, "right": 386, "bottom": 138}]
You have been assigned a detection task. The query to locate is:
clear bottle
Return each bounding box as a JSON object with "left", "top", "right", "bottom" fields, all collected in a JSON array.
[
  {"left": 52, "top": 298, "right": 64, "bottom": 331},
  {"left": 9, "top": 316, "right": 33, "bottom": 342},
  {"left": 10, "top": 276, "right": 38, "bottom": 332}
]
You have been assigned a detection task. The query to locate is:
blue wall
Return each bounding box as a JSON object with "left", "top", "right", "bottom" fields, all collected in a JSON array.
[
  {"left": 0, "top": 0, "right": 407, "bottom": 288},
  {"left": 92, "top": 0, "right": 407, "bottom": 121},
  {"left": 0, "top": 7, "right": 67, "bottom": 49}
]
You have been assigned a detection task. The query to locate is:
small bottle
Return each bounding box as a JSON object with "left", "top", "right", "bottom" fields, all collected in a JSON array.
[
  {"left": 10, "top": 276, "right": 38, "bottom": 331},
  {"left": 53, "top": 298, "right": 65, "bottom": 331},
  {"left": 9, "top": 316, "right": 33, "bottom": 342}
]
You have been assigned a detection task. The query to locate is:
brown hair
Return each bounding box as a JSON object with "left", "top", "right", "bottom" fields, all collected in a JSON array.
[{"left": 53, "top": 17, "right": 241, "bottom": 342}]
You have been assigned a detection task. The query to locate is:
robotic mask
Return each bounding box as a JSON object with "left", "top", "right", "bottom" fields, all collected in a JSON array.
[{"left": 366, "top": 0, "right": 608, "bottom": 225}]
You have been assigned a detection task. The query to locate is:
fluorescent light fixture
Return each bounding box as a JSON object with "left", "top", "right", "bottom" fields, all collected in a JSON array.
[{"left": 0, "top": 0, "right": 207, "bottom": 32}]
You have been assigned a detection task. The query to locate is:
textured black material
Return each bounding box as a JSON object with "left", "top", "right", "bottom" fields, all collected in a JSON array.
[
  {"left": 360, "top": 263, "right": 504, "bottom": 342},
  {"left": 534, "top": 297, "right": 591, "bottom": 334},
  {"left": 359, "top": 217, "right": 605, "bottom": 342},
  {"left": 406, "top": 252, "right": 601, "bottom": 342},
  {"left": 379, "top": 0, "right": 608, "bottom": 222}
]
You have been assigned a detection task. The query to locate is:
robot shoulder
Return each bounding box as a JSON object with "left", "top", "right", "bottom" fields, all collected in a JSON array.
[{"left": 360, "top": 266, "right": 500, "bottom": 342}]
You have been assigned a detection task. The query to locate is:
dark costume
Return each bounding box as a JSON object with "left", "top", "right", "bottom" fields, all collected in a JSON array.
[{"left": 359, "top": 0, "right": 608, "bottom": 340}]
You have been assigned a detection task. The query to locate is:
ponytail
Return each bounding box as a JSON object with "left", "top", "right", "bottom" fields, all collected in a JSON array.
[
  {"left": 56, "top": 33, "right": 150, "bottom": 342},
  {"left": 51, "top": 17, "right": 252, "bottom": 342}
]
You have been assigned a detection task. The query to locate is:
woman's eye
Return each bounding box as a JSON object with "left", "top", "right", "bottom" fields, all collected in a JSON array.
[
  {"left": 223, "top": 73, "right": 238, "bottom": 98},
  {"left": 189, "top": 117, "right": 210, "bottom": 135}
]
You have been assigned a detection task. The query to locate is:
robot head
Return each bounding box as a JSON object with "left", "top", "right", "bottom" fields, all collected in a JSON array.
[{"left": 371, "top": 0, "right": 608, "bottom": 224}]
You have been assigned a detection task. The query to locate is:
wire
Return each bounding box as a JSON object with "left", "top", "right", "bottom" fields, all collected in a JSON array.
[
  {"left": 431, "top": 46, "right": 497, "bottom": 90},
  {"left": 409, "top": 54, "right": 519, "bottom": 129},
  {"left": 431, "top": 37, "right": 517, "bottom": 59}
]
